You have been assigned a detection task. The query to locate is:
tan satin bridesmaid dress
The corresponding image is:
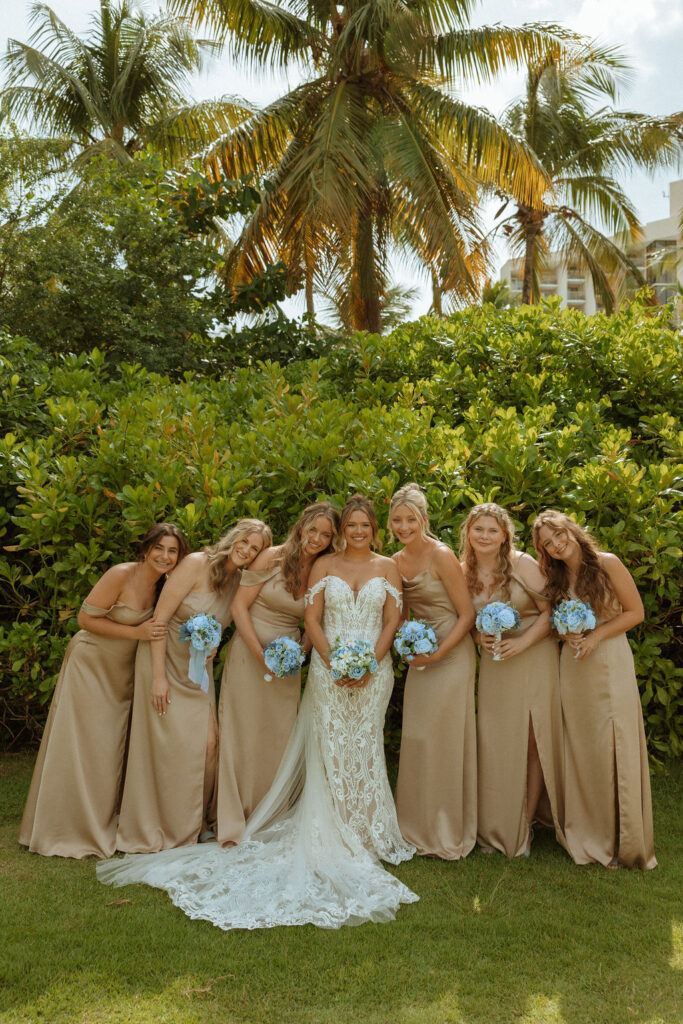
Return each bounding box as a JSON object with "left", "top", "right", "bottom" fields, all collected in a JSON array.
[
  {"left": 19, "top": 600, "right": 151, "bottom": 857},
  {"left": 215, "top": 565, "right": 304, "bottom": 846},
  {"left": 560, "top": 594, "right": 656, "bottom": 869},
  {"left": 395, "top": 568, "right": 477, "bottom": 859},
  {"left": 473, "top": 573, "right": 565, "bottom": 858},
  {"left": 116, "top": 584, "right": 237, "bottom": 853}
]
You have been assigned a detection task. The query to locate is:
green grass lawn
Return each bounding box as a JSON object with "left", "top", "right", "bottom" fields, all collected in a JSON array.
[{"left": 1, "top": 751, "right": 680, "bottom": 1024}]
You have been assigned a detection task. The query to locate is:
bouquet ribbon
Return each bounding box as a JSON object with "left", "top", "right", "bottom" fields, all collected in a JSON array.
[{"left": 188, "top": 648, "right": 210, "bottom": 693}]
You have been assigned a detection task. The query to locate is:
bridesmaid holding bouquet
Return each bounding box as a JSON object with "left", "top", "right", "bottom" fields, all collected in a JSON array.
[
  {"left": 116, "top": 518, "right": 271, "bottom": 853},
  {"left": 461, "top": 503, "right": 565, "bottom": 858},
  {"left": 215, "top": 503, "right": 340, "bottom": 845},
  {"left": 19, "top": 523, "right": 187, "bottom": 858},
  {"left": 390, "top": 484, "right": 477, "bottom": 860},
  {"left": 533, "top": 511, "right": 656, "bottom": 869}
]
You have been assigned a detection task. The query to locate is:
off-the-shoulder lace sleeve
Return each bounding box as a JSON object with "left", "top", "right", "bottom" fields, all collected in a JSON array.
[
  {"left": 383, "top": 579, "right": 403, "bottom": 610},
  {"left": 80, "top": 600, "right": 112, "bottom": 617},
  {"left": 306, "top": 577, "right": 329, "bottom": 606},
  {"left": 240, "top": 565, "right": 280, "bottom": 588}
]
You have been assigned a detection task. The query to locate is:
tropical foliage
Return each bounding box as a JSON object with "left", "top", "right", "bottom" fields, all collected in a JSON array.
[
  {"left": 494, "top": 42, "right": 683, "bottom": 309},
  {"left": 171, "top": 0, "right": 579, "bottom": 329},
  {"left": 0, "top": 0, "right": 251, "bottom": 165},
  {"left": 1, "top": 297, "right": 680, "bottom": 757}
]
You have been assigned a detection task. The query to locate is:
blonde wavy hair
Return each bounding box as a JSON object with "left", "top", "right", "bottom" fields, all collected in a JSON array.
[
  {"left": 388, "top": 483, "right": 438, "bottom": 542},
  {"left": 532, "top": 510, "right": 616, "bottom": 613},
  {"left": 340, "top": 495, "right": 381, "bottom": 549},
  {"left": 459, "top": 503, "right": 517, "bottom": 600},
  {"left": 278, "top": 502, "right": 340, "bottom": 595},
  {"left": 204, "top": 519, "right": 272, "bottom": 593}
]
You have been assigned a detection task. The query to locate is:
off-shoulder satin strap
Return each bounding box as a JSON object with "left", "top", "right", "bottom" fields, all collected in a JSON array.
[
  {"left": 383, "top": 579, "right": 403, "bottom": 610},
  {"left": 80, "top": 600, "right": 112, "bottom": 617},
  {"left": 510, "top": 571, "right": 548, "bottom": 603},
  {"left": 240, "top": 565, "right": 281, "bottom": 587},
  {"left": 305, "top": 577, "right": 328, "bottom": 605}
]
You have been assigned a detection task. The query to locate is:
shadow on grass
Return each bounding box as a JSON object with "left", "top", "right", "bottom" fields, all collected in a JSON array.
[{"left": 1, "top": 752, "right": 680, "bottom": 1024}]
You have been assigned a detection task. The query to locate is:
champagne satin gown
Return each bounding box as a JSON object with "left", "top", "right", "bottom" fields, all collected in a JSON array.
[
  {"left": 560, "top": 594, "right": 656, "bottom": 869},
  {"left": 395, "top": 569, "right": 477, "bottom": 859},
  {"left": 215, "top": 566, "right": 304, "bottom": 846},
  {"left": 19, "top": 600, "right": 151, "bottom": 858},
  {"left": 116, "top": 584, "right": 237, "bottom": 853},
  {"left": 473, "top": 574, "right": 565, "bottom": 857}
]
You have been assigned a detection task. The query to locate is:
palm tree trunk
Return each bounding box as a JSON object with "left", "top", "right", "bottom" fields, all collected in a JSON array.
[
  {"left": 519, "top": 205, "right": 543, "bottom": 305},
  {"left": 431, "top": 268, "right": 443, "bottom": 316},
  {"left": 351, "top": 207, "right": 381, "bottom": 334}
]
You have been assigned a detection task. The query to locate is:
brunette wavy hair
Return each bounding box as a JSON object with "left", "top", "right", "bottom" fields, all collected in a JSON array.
[
  {"left": 137, "top": 522, "right": 189, "bottom": 564},
  {"left": 278, "top": 502, "right": 340, "bottom": 595},
  {"left": 388, "top": 482, "right": 438, "bottom": 542},
  {"left": 340, "top": 494, "right": 381, "bottom": 549},
  {"left": 204, "top": 519, "right": 272, "bottom": 593},
  {"left": 532, "top": 510, "right": 616, "bottom": 613},
  {"left": 459, "top": 503, "right": 516, "bottom": 601},
  {"left": 137, "top": 523, "right": 189, "bottom": 598}
]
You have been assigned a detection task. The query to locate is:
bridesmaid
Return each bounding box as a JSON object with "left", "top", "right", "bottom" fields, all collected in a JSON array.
[
  {"left": 19, "top": 523, "right": 187, "bottom": 858},
  {"left": 461, "top": 503, "right": 565, "bottom": 858},
  {"left": 116, "top": 518, "right": 271, "bottom": 853},
  {"left": 533, "top": 511, "right": 656, "bottom": 870},
  {"left": 390, "top": 484, "right": 477, "bottom": 859},
  {"left": 215, "top": 502, "right": 340, "bottom": 846}
]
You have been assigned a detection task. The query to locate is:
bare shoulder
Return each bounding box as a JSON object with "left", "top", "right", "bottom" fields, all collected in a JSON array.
[
  {"left": 514, "top": 551, "right": 546, "bottom": 589},
  {"left": 599, "top": 551, "right": 630, "bottom": 580},
  {"left": 432, "top": 541, "right": 459, "bottom": 571},
  {"left": 86, "top": 562, "right": 133, "bottom": 603},
  {"left": 308, "top": 553, "right": 336, "bottom": 584},
  {"left": 374, "top": 554, "right": 401, "bottom": 586}
]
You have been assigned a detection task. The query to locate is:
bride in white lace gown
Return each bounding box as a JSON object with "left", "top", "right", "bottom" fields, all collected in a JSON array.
[{"left": 97, "top": 496, "right": 417, "bottom": 929}]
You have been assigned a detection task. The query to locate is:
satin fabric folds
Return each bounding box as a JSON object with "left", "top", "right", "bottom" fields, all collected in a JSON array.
[
  {"left": 19, "top": 601, "right": 151, "bottom": 858},
  {"left": 215, "top": 566, "right": 303, "bottom": 846},
  {"left": 116, "top": 585, "right": 237, "bottom": 853},
  {"left": 473, "top": 574, "right": 566, "bottom": 858},
  {"left": 395, "top": 569, "right": 477, "bottom": 859},
  {"left": 560, "top": 602, "right": 656, "bottom": 870}
]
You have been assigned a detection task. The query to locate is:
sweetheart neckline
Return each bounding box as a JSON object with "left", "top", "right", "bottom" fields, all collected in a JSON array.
[{"left": 317, "top": 575, "right": 389, "bottom": 601}]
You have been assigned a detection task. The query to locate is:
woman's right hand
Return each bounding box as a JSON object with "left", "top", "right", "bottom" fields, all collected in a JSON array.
[
  {"left": 137, "top": 620, "right": 168, "bottom": 641},
  {"left": 151, "top": 677, "right": 171, "bottom": 715}
]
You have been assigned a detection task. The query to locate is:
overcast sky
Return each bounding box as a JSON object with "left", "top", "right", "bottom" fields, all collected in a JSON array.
[{"left": 2, "top": 0, "right": 681, "bottom": 312}]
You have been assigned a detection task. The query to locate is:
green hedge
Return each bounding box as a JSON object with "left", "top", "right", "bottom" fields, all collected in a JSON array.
[{"left": 1, "top": 296, "right": 681, "bottom": 757}]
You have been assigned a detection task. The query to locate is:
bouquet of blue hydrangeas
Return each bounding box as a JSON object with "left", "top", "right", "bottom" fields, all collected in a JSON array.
[
  {"left": 179, "top": 613, "right": 222, "bottom": 691},
  {"left": 551, "top": 600, "right": 597, "bottom": 658},
  {"left": 263, "top": 636, "right": 305, "bottom": 681},
  {"left": 393, "top": 620, "right": 439, "bottom": 670},
  {"left": 476, "top": 601, "right": 521, "bottom": 661},
  {"left": 329, "top": 638, "right": 378, "bottom": 681}
]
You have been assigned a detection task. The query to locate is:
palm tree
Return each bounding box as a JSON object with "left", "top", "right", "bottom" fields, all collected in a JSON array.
[
  {"left": 493, "top": 43, "right": 683, "bottom": 309},
  {"left": 171, "top": 0, "right": 576, "bottom": 331},
  {"left": 1, "top": 0, "right": 251, "bottom": 165}
]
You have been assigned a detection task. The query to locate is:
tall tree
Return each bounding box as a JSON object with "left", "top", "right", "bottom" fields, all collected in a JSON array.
[
  {"left": 172, "top": 0, "right": 575, "bottom": 331},
  {"left": 1, "top": 0, "right": 251, "bottom": 165},
  {"left": 493, "top": 43, "right": 683, "bottom": 309}
]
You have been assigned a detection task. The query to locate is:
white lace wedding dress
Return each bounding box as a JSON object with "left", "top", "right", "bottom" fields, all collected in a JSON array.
[{"left": 97, "top": 575, "right": 417, "bottom": 929}]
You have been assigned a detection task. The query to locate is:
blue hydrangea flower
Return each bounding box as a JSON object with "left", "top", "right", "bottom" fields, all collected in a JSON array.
[
  {"left": 475, "top": 602, "right": 521, "bottom": 636},
  {"left": 179, "top": 613, "right": 223, "bottom": 691},
  {"left": 393, "top": 620, "right": 439, "bottom": 661},
  {"left": 329, "top": 638, "right": 378, "bottom": 680},
  {"left": 264, "top": 636, "right": 305, "bottom": 679},
  {"left": 551, "top": 600, "right": 597, "bottom": 635}
]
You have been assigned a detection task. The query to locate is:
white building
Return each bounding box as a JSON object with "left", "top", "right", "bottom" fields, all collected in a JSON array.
[{"left": 500, "top": 179, "right": 683, "bottom": 313}]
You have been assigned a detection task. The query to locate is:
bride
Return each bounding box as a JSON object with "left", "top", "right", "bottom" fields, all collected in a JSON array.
[{"left": 97, "top": 495, "right": 417, "bottom": 928}]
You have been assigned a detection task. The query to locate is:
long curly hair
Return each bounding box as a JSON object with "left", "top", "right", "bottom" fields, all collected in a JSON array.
[
  {"left": 459, "top": 503, "right": 516, "bottom": 601},
  {"left": 387, "top": 482, "right": 438, "bottom": 542},
  {"left": 204, "top": 519, "right": 272, "bottom": 594},
  {"left": 340, "top": 494, "right": 381, "bottom": 549},
  {"left": 532, "top": 510, "right": 616, "bottom": 613},
  {"left": 278, "top": 502, "right": 340, "bottom": 595}
]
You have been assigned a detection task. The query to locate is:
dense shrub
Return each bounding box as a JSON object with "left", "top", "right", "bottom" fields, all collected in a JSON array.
[{"left": 1, "top": 297, "right": 681, "bottom": 758}]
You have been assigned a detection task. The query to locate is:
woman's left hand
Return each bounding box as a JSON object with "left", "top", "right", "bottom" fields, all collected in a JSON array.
[
  {"left": 335, "top": 674, "right": 371, "bottom": 689},
  {"left": 408, "top": 651, "right": 441, "bottom": 668},
  {"left": 492, "top": 636, "right": 527, "bottom": 661},
  {"left": 569, "top": 631, "right": 600, "bottom": 659}
]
